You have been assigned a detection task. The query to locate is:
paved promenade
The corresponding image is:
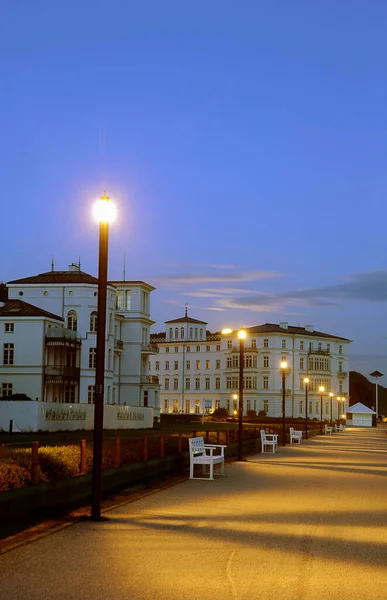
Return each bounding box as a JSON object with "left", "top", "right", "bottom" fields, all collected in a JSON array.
[{"left": 1, "top": 427, "right": 386, "bottom": 600}]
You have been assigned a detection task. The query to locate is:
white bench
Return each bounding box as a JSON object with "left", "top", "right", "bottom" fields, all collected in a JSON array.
[
  {"left": 325, "top": 425, "right": 333, "bottom": 435},
  {"left": 289, "top": 427, "right": 303, "bottom": 444},
  {"left": 260, "top": 430, "right": 278, "bottom": 453},
  {"left": 335, "top": 424, "right": 344, "bottom": 432},
  {"left": 188, "top": 436, "right": 226, "bottom": 480}
]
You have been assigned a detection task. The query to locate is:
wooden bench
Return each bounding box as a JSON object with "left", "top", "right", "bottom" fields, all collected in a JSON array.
[
  {"left": 188, "top": 436, "right": 226, "bottom": 480},
  {"left": 260, "top": 430, "right": 278, "bottom": 453},
  {"left": 289, "top": 427, "right": 302, "bottom": 444},
  {"left": 325, "top": 425, "right": 333, "bottom": 435}
]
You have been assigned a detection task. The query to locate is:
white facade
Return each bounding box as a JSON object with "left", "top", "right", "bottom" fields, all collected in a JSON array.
[
  {"left": 0, "top": 264, "right": 160, "bottom": 427},
  {"left": 150, "top": 315, "right": 351, "bottom": 420}
]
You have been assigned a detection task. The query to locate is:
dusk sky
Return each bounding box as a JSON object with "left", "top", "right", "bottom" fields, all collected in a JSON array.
[{"left": 1, "top": 2, "right": 387, "bottom": 383}]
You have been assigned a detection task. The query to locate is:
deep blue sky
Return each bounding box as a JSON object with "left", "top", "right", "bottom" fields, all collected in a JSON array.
[{"left": 1, "top": 1, "right": 387, "bottom": 384}]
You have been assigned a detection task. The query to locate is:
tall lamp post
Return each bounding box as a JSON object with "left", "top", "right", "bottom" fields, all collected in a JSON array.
[
  {"left": 337, "top": 396, "right": 342, "bottom": 421},
  {"left": 91, "top": 192, "right": 116, "bottom": 521},
  {"left": 369, "top": 370, "right": 383, "bottom": 422},
  {"left": 329, "top": 392, "right": 334, "bottom": 424},
  {"left": 304, "top": 377, "right": 309, "bottom": 439},
  {"left": 319, "top": 385, "right": 325, "bottom": 435},
  {"left": 280, "top": 361, "right": 287, "bottom": 446}
]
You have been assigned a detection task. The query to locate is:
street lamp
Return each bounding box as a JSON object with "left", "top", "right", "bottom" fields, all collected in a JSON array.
[
  {"left": 337, "top": 396, "right": 342, "bottom": 421},
  {"left": 91, "top": 192, "right": 116, "bottom": 521},
  {"left": 329, "top": 392, "right": 334, "bottom": 424},
  {"left": 221, "top": 328, "right": 246, "bottom": 461},
  {"left": 319, "top": 385, "right": 325, "bottom": 434},
  {"left": 369, "top": 370, "right": 383, "bottom": 422},
  {"left": 280, "top": 361, "right": 287, "bottom": 446},
  {"left": 304, "top": 377, "right": 309, "bottom": 439}
]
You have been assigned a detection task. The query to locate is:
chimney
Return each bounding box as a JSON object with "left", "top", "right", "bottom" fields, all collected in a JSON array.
[
  {"left": 305, "top": 325, "right": 314, "bottom": 332},
  {"left": 279, "top": 322, "right": 288, "bottom": 329}
]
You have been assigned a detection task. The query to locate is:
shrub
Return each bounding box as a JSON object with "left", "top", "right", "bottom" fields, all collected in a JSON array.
[
  {"left": 258, "top": 410, "right": 267, "bottom": 417},
  {"left": 246, "top": 410, "right": 257, "bottom": 419},
  {"left": 0, "top": 460, "right": 31, "bottom": 492},
  {"left": 212, "top": 407, "right": 229, "bottom": 418},
  {"left": 38, "top": 445, "right": 83, "bottom": 480}
]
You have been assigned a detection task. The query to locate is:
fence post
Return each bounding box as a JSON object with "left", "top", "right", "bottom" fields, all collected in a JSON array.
[
  {"left": 143, "top": 435, "right": 148, "bottom": 462},
  {"left": 205, "top": 430, "right": 209, "bottom": 443},
  {"left": 178, "top": 433, "right": 182, "bottom": 454},
  {"left": 114, "top": 436, "right": 121, "bottom": 468},
  {"left": 80, "top": 439, "right": 87, "bottom": 474},
  {"left": 160, "top": 433, "right": 165, "bottom": 458},
  {"left": 216, "top": 430, "right": 220, "bottom": 444},
  {"left": 31, "top": 441, "right": 39, "bottom": 485}
]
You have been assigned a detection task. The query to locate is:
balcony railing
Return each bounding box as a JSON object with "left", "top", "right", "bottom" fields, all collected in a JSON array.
[
  {"left": 307, "top": 349, "right": 331, "bottom": 356},
  {"left": 46, "top": 327, "right": 81, "bottom": 346},
  {"left": 140, "top": 375, "right": 160, "bottom": 385},
  {"left": 227, "top": 345, "right": 258, "bottom": 353},
  {"left": 44, "top": 366, "right": 80, "bottom": 381},
  {"left": 114, "top": 339, "right": 124, "bottom": 351},
  {"left": 141, "top": 343, "right": 158, "bottom": 354}
]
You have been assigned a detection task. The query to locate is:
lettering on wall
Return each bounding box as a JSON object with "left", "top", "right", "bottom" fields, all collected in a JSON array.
[
  {"left": 45, "top": 409, "right": 86, "bottom": 421},
  {"left": 117, "top": 409, "right": 145, "bottom": 421}
]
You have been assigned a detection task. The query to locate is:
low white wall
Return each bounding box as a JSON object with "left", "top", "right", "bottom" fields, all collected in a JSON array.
[{"left": 0, "top": 402, "right": 154, "bottom": 432}]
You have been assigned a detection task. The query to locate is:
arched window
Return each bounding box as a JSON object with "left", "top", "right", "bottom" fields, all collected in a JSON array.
[
  {"left": 195, "top": 328, "right": 198, "bottom": 340},
  {"left": 90, "top": 311, "right": 97, "bottom": 332},
  {"left": 189, "top": 327, "right": 193, "bottom": 339},
  {"left": 169, "top": 328, "right": 173, "bottom": 341},
  {"left": 175, "top": 327, "right": 178, "bottom": 339},
  {"left": 199, "top": 329, "right": 203, "bottom": 339},
  {"left": 181, "top": 327, "right": 184, "bottom": 339},
  {"left": 67, "top": 310, "right": 78, "bottom": 331}
]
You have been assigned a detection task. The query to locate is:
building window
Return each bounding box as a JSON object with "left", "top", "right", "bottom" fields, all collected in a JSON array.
[
  {"left": 165, "top": 378, "right": 170, "bottom": 390},
  {"left": 339, "top": 381, "right": 343, "bottom": 393},
  {"left": 67, "top": 310, "right": 78, "bottom": 331},
  {"left": 88, "top": 385, "right": 95, "bottom": 404},
  {"left": 164, "top": 398, "right": 169, "bottom": 411},
  {"left": 143, "top": 390, "right": 148, "bottom": 407},
  {"left": 325, "top": 401, "right": 329, "bottom": 413},
  {"left": 108, "top": 349, "right": 112, "bottom": 370},
  {"left": 169, "top": 328, "right": 173, "bottom": 340},
  {"left": 338, "top": 361, "right": 343, "bottom": 373},
  {"left": 181, "top": 328, "right": 184, "bottom": 339},
  {"left": 189, "top": 327, "right": 193, "bottom": 339},
  {"left": 263, "top": 400, "right": 268, "bottom": 413},
  {"left": 309, "top": 342, "right": 313, "bottom": 351},
  {"left": 327, "top": 344, "right": 330, "bottom": 352},
  {"left": 196, "top": 360, "right": 200, "bottom": 370},
  {"left": 216, "top": 344, "right": 220, "bottom": 351},
  {"left": 282, "top": 339, "right": 286, "bottom": 349},
  {"left": 195, "top": 377, "right": 200, "bottom": 390},
  {"left": 215, "top": 399, "right": 220, "bottom": 410},
  {"left": 125, "top": 291, "right": 131, "bottom": 310},
  {"left": 263, "top": 376, "right": 269, "bottom": 389},
  {"left": 309, "top": 401, "right": 312, "bottom": 414},
  {"left": 206, "top": 360, "right": 210, "bottom": 369},
  {"left": 174, "top": 360, "right": 179, "bottom": 370},
  {"left": 165, "top": 347, "right": 170, "bottom": 353},
  {"left": 175, "top": 346, "right": 179, "bottom": 353},
  {"left": 185, "top": 399, "right": 190, "bottom": 413},
  {"left": 3, "top": 343, "right": 14, "bottom": 365},
  {"left": 175, "top": 328, "right": 178, "bottom": 339},
  {"left": 263, "top": 356, "right": 269, "bottom": 368},
  {"left": 318, "top": 343, "right": 322, "bottom": 351},
  {"left": 196, "top": 345, "right": 200, "bottom": 352},
  {"left": 195, "top": 399, "right": 200, "bottom": 414},
  {"left": 89, "top": 348, "right": 96, "bottom": 369},
  {"left": 300, "top": 341, "right": 304, "bottom": 350},
  {"left": 215, "top": 376, "right": 220, "bottom": 390},
  {"left": 116, "top": 291, "right": 124, "bottom": 309},
  {"left": 185, "top": 378, "right": 191, "bottom": 390},
  {"left": 227, "top": 340, "right": 232, "bottom": 349},
  {"left": 90, "top": 311, "right": 98, "bottom": 332},
  {"left": 186, "top": 346, "right": 191, "bottom": 353},
  {"left": 216, "top": 359, "right": 220, "bottom": 369},
  {"left": 195, "top": 328, "right": 198, "bottom": 339},
  {"left": 186, "top": 360, "right": 190, "bottom": 370},
  {"left": 155, "top": 361, "right": 159, "bottom": 370},
  {"left": 1, "top": 383, "right": 12, "bottom": 397},
  {"left": 173, "top": 399, "right": 178, "bottom": 413},
  {"left": 65, "top": 385, "right": 75, "bottom": 403},
  {"left": 299, "top": 401, "right": 303, "bottom": 413},
  {"left": 200, "top": 329, "right": 203, "bottom": 340},
  {"left": 251, "top": 339, "right": 256, "bottom": 348},
  {"left": 300, "top": 358, "right": 304, "bottom": 369},
  {"left": 174, "top": 377, "right": 179, "bottom": 390},
  {"left": 206, "top": 345, "right": 210, "bottom": 352},
  {"left": 263, "top": 338, "right": 268, "bottom": 348},
  {"left": 205, "top": 377, "right": 210, "bottom": 390},
  {"left": 165, "top": 360, "right": 170, "bottom": 370},
  {"left": 315, "top": 401, "right": 319, "bottom": 413},
  {"left": 4, "top": 323, "right": 14, "bottom": 333}
]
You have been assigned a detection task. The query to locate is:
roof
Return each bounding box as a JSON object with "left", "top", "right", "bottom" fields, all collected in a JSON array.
[
  {"left": 8, "top": 270, "right": 99, "bottom": 285},
  {"left": 244, "top": 323, "right": 351, "bottom": 342},
  {"left": 347, "top": 402, "right": 376, "bottom": 414},
  {"left": 109, "top": 280, "right": 156, "bottom": 291},
  {"left": 165, "top": 316, "right": 208, "bottom": 325},
  {"left": 0, "top": 299, "right": 63, "bottom": 321}
]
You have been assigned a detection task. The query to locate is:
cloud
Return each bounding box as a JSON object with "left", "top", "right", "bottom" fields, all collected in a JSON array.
[{"left": 153, "top": 269, "right": 282, "bottom": 286}]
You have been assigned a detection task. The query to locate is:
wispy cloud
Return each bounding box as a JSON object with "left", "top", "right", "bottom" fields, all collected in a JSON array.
[{"left": 153, "top": 269, "right": 282, "bottom": 286}]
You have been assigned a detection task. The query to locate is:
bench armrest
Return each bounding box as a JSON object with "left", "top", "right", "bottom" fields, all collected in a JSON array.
[{"left": 265, "top": 434, "right": 278, "bottom": 442}]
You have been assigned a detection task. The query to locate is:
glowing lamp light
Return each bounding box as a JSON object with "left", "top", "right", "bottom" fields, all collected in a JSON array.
[
  {"left": 238, "top": 329, "right": 246, "bottom": 340},
  {"left": 319, "top": 386, "right": 325, "bottom": 393},
  {"left": 93, "top": 193, "right": 116, "bottom": 224},
  {"left": 221, "top": 328, "right": 232, "bottom": 335},
  {"left": 233, "top": 393, "right": 238, "bottom": 400},
  {"left": 304, "top": 377, "right": 309, "bottom": 384},
  {"left": 329, "top": 392, "right": 334, "bottom": 398},
  {"left": 280, "top": 361, "right": 288, "bottom": 369}
]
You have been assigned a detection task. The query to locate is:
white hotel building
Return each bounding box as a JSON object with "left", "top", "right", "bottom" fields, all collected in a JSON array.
[
  {"left": 150, "top": 311, "right": 351, "bottom": 420},
  {"left": 0, "top": 264, "right": 160, "bottom": 415}
]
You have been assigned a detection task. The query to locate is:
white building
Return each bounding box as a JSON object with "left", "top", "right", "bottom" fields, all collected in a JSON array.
[
  {"left": 0, "top": 264, "right": 160, "bottom": 420},
  {"left": 150, "top": 312, "right": 351, "bottom": 420}
]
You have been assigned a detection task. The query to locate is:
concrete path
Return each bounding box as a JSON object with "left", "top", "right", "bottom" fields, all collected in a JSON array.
[{"left": 1, "top": 427, "right": 386, "bottom": 600}]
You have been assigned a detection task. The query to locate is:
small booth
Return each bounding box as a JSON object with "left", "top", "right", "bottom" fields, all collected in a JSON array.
[{"left": 345, "top": 402, "right": 376, "bottom": 427}]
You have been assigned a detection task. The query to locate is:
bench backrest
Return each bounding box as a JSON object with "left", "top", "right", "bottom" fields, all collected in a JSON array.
[
  {"left": 260, "top": 430, "right": 268, "bottom": 442},
  {"left": 189, "top": 436, "right": 206, "bottom": 457},
  {"left": 289, "top": 427, "right": 295, "bottom": 434}
]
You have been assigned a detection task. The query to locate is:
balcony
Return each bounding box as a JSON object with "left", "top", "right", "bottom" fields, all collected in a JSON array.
[
  {"left": 227, "top": 345, "right": 258, "bottom": 353},
  {"left": 140, "top": 375, "right": 160, "bottom": 385},
  {"left": 114, "top": 339, "right": 124, "bottom": 351},
  {"left": 141, "top": 343, "right": 158, "bottom": 354},
  {"left": 44, "top": 366, "right": 80, "bottom": 382},
  {"left": 307, "top": 348, "right": 330, "bottom": 356},
  {"left": 46, "top": 328, "right": 81, "bottom": 346}
]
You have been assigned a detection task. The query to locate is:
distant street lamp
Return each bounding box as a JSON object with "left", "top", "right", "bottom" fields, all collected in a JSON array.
[
  {"left": 319, "top": 385, "right": 325, "bottom": 435},
  {"left": 304, "top": 377, "right": 309, "bottom": 439},
  {"left": 329, "top": 392, "right": 334, "bottom": 424},
  {"left": 369, "top": 370, "right": 383, "bottom": 422},
  {"left": 280, "top": 361, "right": 288, "bottom": 446},
  {"left": 91, "top": 192, "right": 116, "bottom": 521},
  {"left": 222, "top": 328, "right": 246, "bottom": 460}
]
